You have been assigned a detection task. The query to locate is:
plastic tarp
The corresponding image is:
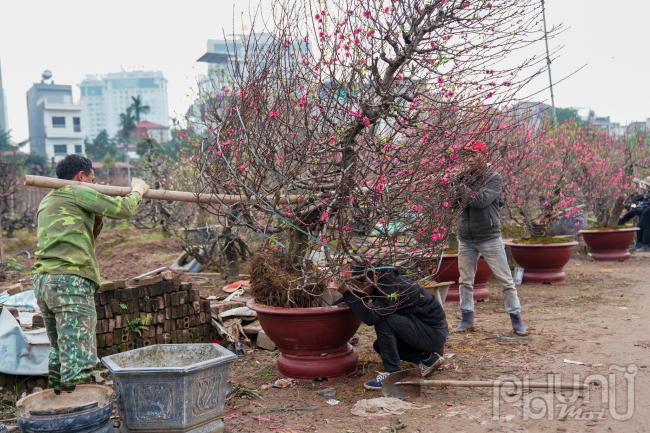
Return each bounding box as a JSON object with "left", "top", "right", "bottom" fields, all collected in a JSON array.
[
  {"left": 0, "top": 307, "right": 49, "bottom": 375},
  {"left": 3, "top": 289, "right": 39, "bottom": 311}
]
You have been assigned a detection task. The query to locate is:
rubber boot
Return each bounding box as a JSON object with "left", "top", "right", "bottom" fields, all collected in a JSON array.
[
  {"left": 454, "top": 310, "right": 474, "bottom": 332},
  {"left": 510, "top": 313, "right": 528, "bottom": 336}
]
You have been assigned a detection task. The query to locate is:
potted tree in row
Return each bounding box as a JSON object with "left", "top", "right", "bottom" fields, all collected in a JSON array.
[
  {"left": 498, "top": 120, "right": 580, "bottom": 283},
  {"left": 573, "top": 126, "right": 647, "bottom": 261}
]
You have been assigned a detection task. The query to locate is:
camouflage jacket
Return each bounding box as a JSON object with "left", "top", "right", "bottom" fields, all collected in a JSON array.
[{"left": 33, "top": 185, "right": 142, "bottom": 286}]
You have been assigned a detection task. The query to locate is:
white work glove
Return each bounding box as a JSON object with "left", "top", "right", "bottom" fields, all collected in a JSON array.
[{"left": 131, "top": 177, "right": 150, "bottom": 197}]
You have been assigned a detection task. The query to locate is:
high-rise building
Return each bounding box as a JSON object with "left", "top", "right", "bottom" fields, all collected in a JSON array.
[
  {"left": 79, "top": 71, "right": 169, "bottom": 140},
  {"left": 0, "top": 59, "right": 8, "bottom": 133},
  {"left": 27, "top": 71, "right": 84, "bottom": 162}
]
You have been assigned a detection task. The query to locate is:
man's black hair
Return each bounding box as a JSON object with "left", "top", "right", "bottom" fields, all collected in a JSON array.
[
  {"left": 351, "top": 264, "right": 397, "bottom": 281},
  {"left": 55, "top": 154, "right": 93, "bottom": 180}
]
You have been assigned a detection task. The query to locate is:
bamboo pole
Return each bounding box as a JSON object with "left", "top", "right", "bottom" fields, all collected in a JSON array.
[
  {"left": 24, "top": 175, "right": 303, "bottom": 205},
  {"left": 397, "top": 379, "right": 587, "bottom": 391}
]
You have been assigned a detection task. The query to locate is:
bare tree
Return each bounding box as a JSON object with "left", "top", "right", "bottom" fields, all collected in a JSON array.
[{"left": 0, "top": 149, "right": 19, "bottom": 279}]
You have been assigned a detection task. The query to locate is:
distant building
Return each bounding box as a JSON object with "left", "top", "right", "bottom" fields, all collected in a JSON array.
[
  {"left": 626, "top": 121, "right": 647, "bottom": 135},
  {"left": 133, "top": 120, "right": 169, "bottom": 143},
  {"left": 609, "top": 122, "right": 627, "bottom": 137},
  {"left": 26, "top": 71, "right": 84, "bottom": 162},
  {"left": 79, "top": 70, "right": 169, "bottom": 140},
  {"left": 197, "top": 38, "right": 245, "bottom": 92},
  {"left": 592, "top": 115, "right": 611, "bottom": 131},
  {"left": 511, "top": 101, "right": 551, "bottom": 129},
  {"left": 0, "top": 59, "right": 7, "bottom": 133},
  {"left": 196, "top": 33, "right": 307, "bottom": 93}
]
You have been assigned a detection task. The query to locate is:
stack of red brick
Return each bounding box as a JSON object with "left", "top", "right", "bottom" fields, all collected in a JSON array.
[{"left": 94, "top": 272, "right": 214, "bottom": 357}]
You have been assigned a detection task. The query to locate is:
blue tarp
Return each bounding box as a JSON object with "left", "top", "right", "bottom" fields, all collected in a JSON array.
[{"left": 0, "top": 308, "right": 49, "bottom": 375}]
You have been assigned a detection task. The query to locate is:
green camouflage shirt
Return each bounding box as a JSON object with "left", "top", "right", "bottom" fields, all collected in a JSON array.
[{"left": 33, "top": 185, "right": 142, "bottom": 286}]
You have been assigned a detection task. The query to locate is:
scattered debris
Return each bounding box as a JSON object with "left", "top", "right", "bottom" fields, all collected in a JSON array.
[
  {"left": 222, "top": 280, "right": 250, "bottom": 294},
  {"left": 316, "top": 388, "right": 337, "bottom": 398},
  {"left": 272, "top": 378, "right": 293, "bottom": 389},
  {"left": 563, "top": 359, "right": 585, "bottom": 365},
  {"left": 0, "top": 283, "right": 24, "bottom": 296},
  {"left": 269, "top": 405, "right": 319, "bottom": 412},
  {"left": 219, "top": 306, "right": 256, "bottom": 320},
  {"left": 224, "top": 289, "right": 246, "bottom": 302},
  {"left": 227, "top": 384, "right": 262, "bottom": 401},
  {"left": 325, "top": 399, "right": 340, "bottom": 406},
  {"left": 256, "top": 330, "right": 277, "bottom": 351},
  {"left": 242, "top": 321, "right": 262, "bottom": 336},
  {"left": 351, "top": 397, "right": 431, "bottom": 417},
  {"left": 92, "top": 371, "right": 106, "bottom": 384}
]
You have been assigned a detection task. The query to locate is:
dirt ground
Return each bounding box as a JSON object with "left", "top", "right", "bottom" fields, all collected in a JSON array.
[
  {"left": 2, "top": 229, "right": 649, "bottom": 432},
  {"left": 221, "top": 253, "right": 650, "bottom": 433}
]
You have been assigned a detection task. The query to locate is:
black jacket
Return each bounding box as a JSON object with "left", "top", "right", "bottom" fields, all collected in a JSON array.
[
  {"left": 342, "top": 269, "right": 447, "bottom": 330},
  {"left": 458, "top": 170, "right": 503, "bottom": 242}
]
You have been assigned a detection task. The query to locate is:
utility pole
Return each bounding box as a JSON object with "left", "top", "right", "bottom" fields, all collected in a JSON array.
[{"left": 541, "top": 0, "right": 557, "bottom": 124}]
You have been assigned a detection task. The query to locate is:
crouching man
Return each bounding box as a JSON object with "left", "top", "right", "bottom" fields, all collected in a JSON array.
[{"left": 337, "top": 265, "right": 448, "bottom": 391}]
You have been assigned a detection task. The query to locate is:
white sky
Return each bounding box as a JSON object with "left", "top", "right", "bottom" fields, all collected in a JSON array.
[{"left": 1, "top": 0, "right": 649, "bottom": 143}]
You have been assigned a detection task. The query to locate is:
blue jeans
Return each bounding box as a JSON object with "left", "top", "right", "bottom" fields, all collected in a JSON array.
[{"left": 458, "top": 237, "right": 521, "bottom": 315}]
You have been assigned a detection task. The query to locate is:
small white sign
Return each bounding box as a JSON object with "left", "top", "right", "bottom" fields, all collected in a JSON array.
[{"left": 513, "top": 266, "right": 524, "bottom": 285}]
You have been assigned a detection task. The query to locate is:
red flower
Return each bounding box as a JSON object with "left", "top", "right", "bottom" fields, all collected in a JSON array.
[
  {"left": 465, "top": 140, "right": 488, "bottom": 154},
  {"left": 363, "top": 116, "right": 371, "bottom": 127}
]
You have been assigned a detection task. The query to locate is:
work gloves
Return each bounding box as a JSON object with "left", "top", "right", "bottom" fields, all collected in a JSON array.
[{"left": 131, "top": 177, "right": 150, "bottom": 197}]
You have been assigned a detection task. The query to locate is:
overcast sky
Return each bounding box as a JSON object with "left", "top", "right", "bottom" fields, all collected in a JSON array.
[{"left": 1, "top": 0, "right": 648, "bottom": 143}]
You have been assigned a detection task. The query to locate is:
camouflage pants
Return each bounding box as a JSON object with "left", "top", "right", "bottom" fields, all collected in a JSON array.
[{"left": 33, "top": 273, "right": 97, "bottom": 390}]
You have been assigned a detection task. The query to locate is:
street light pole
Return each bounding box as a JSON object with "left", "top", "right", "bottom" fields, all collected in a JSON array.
[{"left": 541, "top": 0, "right": 557, "bottom": 124}]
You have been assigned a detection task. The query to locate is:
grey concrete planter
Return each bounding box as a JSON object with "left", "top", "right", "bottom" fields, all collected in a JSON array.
[{"left": 103, "top": 344, "right": 236, "bottom": 433}]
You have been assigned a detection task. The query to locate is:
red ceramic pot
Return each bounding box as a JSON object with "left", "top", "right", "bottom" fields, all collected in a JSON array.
[
  {"left": 247, "top": 300, "right": 361, "bottom": 380},
  {"left": 433, "top": 254, "right": 491, "bottom": 302},
  {"left": 580, "top": 228, "right": 639, "bottom": 261},
  {"left": 504, "top": 241, "right": 578, "bottom": 283}
]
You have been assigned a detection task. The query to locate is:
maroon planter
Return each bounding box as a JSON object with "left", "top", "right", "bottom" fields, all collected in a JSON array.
[
  {"left": 433, "top": 254, "right": 491, "bottom": 302},
  {"left": 504, "top": 241, "right": 578, "bottom": 283},
  {"left": 580, "top": 228, "right": 639, "bottom": 261},
  {"left": 247, "top": 300, "right": 361, "bottom": 380}
]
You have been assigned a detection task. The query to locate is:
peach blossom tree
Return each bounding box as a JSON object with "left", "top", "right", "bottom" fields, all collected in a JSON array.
[{"left": 190, "top": 0, "right": 551, "bottom": 306}]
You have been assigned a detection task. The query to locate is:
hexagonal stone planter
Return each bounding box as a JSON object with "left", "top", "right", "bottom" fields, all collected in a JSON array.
[{"left": 102, "top": 343, "right": 236, "bottom": 433}]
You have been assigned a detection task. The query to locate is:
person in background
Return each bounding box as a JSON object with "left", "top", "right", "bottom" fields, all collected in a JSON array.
[
  {"left": 32, "top": 154, "right": 149, "bottom": 393},
  {"left": 618, "top": 180, "right": 650, "bottom": 252},
  {"left": 454, "top": 141, "right": 527, "bottom": 336}
]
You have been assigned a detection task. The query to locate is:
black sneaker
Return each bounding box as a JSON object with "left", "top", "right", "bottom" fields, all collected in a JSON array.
[
  {"left": 364, "top": 372, "right": 390, "bottom": 390},
  {"left": 419, "top": 352, "right": 444, "bottom": 377},
  {"left": 60, "top": 383, "right": 77, "bottom": 393}
]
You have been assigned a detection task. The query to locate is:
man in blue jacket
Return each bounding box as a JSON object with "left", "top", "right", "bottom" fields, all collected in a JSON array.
[
  {"left": 338, "top": 265, "right": 448, "bottom": 391},
  {"left": 454, "top": 141, "right": 527, "bottom": 335}
]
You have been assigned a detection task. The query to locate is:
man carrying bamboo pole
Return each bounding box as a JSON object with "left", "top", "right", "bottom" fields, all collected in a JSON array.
[{"left": 32, "top": 154, "right": 149, "bottom": 393}]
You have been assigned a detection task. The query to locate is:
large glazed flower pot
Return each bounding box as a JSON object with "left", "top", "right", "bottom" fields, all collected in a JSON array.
[
  {"left": 504, "top": 241, "right": 578, "bottom": 283},
  {"left": 433, "top": 254, "right": 491, "bottom": 302},
  {"left": 580, "top": 228, "right": 639, "bottom": 261},
  {"left": 247, "top": 300, "right": 361, "bottom": 380}
]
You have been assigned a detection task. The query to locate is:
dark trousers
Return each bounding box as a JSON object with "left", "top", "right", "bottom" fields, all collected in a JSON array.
[
  {"left": 373, "top": 314, "right": 447, "bottom": 372},
  {"left": 619, "top": 207, "right": 650, "bottom": 244},
  {"left": 641, "top": 209, "right": 650, "bottom": 245}
]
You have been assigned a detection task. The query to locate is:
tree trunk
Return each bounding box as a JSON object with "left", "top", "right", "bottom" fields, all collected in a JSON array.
[
  {"left": 287, "top": 229, "right": 309, "bottom": 268},
  {"left": 0, "top": 217, "right": 5, "bottom": 281}
]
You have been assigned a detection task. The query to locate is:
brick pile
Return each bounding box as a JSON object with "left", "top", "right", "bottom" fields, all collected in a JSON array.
[{"left": 94, "top": 272, "right": 214, "bottom": 357}]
